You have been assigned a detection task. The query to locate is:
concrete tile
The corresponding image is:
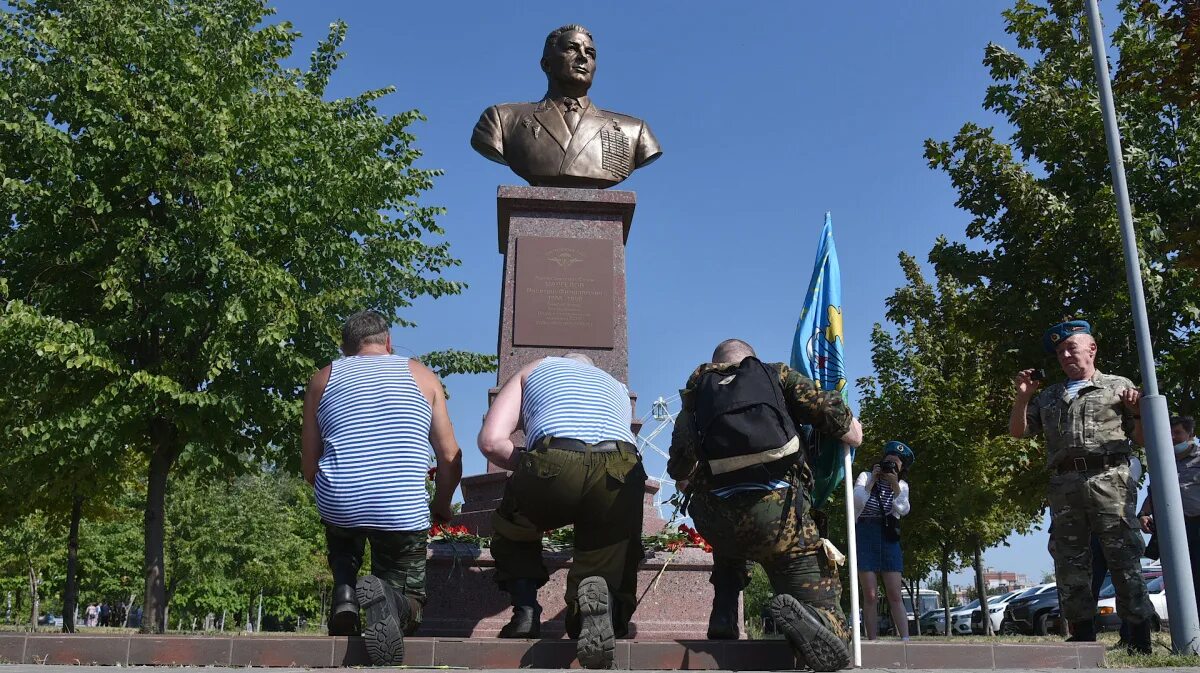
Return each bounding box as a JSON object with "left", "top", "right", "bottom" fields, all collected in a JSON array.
[
  {"left": 24, "top": 635, "right": 129, "bottom": 665},
  {"left": 861, "top": 640, "right": 906, "bottom": 668},
  {"left": 904, "top": 642, "right": 995, "bottom": 669},
  {"left": 332, "top": 636, "right": 372, "bottom": 667},
  {"left": 433, "top": 638, "right": 529, "bottom": 668},
  {"left": 993, "top": 643, "right": 1080, "bottom": 669},
  {"left": 627, "top": 641, "right": 720, "bottom": 670},
  {"left": 0, "top": 634, "right": 25, "bottom": 664},
  {"left": 230, "top": 636, "right": 332, "bottom": 667},
  {"left": 127, "top": 636, "right": 232, "bottom": 666},
  {"left": 715, "top": 640, "right": 796, "bottom": 670},
  {"left": 1077, "top": 642, "right": 1107, "bottom": 668}
]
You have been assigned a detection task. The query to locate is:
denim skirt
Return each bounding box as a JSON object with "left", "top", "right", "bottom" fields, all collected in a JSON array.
[{"left": 856, "top": 516, "right": 903, "bottom": 572}]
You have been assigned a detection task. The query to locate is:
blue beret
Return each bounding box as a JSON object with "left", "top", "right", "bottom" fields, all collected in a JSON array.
[
  {"left": 1043, "top": 320, "right": 1091, "bottom": 353},
  {"left": 884, "top": 441, "right": 914, "bottom": 467}
]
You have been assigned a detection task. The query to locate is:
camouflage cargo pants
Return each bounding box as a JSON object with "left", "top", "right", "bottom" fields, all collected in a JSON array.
[
  {"left": 491, "top": 446, "right": 647, "bottom": 635},
  {"left": 1047, "top": 463, "right": 1153, "bottom": 624},
  {"left": 325, "top": 524, "right": 427, "bottom": 634},
  {"left": 688, "top": 485, "right": 849, "bottom": 643}
]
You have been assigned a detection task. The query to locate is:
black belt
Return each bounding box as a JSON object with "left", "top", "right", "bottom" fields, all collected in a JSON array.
[
  {"left": 1055, "top": 454, "right": 1129, "bottom": 474},
  {"left": 538, "top": 436, "right": 636, "bottom": 454}
]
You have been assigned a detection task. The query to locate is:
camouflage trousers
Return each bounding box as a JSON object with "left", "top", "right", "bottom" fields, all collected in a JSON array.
[
  {"left": 491, "top": 446, "right": 647, "bottom": 635},
  {"left": 325, "top": 524, "right": 427, "bottom": 634},
  {"left": 688, "top": 485, "right": 849, "bottom": 643},
  {"left": 1047, "top": 463, "right": 1153, "bottom": 624}
]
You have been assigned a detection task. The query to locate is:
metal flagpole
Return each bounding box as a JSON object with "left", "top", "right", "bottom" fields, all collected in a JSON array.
[
  {"left": 1082, "top": 0, "right": 1200, "bottom": 654},
  {"left": 844, "top": 443, "right": 861, "bottom": 666}
]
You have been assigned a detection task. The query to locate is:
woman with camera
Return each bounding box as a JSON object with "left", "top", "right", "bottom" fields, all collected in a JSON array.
[{"left": 853, "top": 441, "right": 914, "bottom": 640}]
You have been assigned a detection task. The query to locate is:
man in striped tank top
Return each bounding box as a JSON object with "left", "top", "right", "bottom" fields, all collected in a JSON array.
[
  {"left": 478, "top": 353, "right": 644, "bottom": 669},
  {"left": 302, "top": 311, "right": 463, "bottom": 665}
]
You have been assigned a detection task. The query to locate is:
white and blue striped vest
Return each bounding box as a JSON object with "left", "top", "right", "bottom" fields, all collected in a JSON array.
[
  {"left": 522, "top": 357, "right": 634, "bottom": 448},
  {"left": 315, "top": 355, "right": 432, "bottom": 531}
]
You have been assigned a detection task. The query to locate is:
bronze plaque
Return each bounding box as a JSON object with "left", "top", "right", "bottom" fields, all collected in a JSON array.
[{"left": 514, "top": 236, "right": 614, "bottom": 348}]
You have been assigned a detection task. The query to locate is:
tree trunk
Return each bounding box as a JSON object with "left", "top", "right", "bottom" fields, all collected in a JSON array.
[
  {"left": 28, "top": 565, "right": 40, "bottom": 631},
  {"left": 941, "top": 548, "right": 952, "bottom": 636},
  {"left": 141, "top": 421, "right": 179, "bottom": 634},
  {"left": 256, "top": 589, "right": 263, "bottom": 632},
  {"left": 973, "top": 545, "right": 992, "bottom": 636},
  {"left": 62, "top": 495, "right": 84, "bottom": 633}
]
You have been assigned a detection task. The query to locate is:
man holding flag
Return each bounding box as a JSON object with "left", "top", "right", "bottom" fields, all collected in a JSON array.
[{"left": 668, "top": 338, "right": 862, "bottom": 672}]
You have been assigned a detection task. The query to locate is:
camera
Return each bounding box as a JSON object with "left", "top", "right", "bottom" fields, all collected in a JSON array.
[
  {"left": 878, "top": 462, "right": 897, "bottom": 475},
  {"left": 1029, "top": 368, "right": 1046, "bottom": 382}
]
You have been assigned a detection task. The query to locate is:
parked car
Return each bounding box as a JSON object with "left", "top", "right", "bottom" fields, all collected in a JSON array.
[
  {"left": 970, "top": 589, "right": 1024, "bottom": 634},
  {"left": 1004, "top": 583, "right": 1061, "bottom": 635},
  {"left": 1097, "top": 575, "right": 1167, "bottom": 633},
  {"left": 875, "top": 589, "right": 942, "bottom": 635},
  {"left": 920, "top": 599, "right": 981, "bottom": 636}
]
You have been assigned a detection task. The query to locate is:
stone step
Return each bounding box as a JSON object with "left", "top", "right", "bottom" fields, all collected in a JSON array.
[{"left": 0, "top": 633, "right": 1105, "bottom": 669}]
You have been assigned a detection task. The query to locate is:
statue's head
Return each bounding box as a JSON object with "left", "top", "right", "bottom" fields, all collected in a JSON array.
[{"left": 541, "top": 24, "right": 595, "bottom": 93}]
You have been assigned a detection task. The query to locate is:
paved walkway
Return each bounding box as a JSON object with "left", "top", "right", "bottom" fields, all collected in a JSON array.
[{"left": 1, "top": 667, "right": 1197, "bottom": 673}]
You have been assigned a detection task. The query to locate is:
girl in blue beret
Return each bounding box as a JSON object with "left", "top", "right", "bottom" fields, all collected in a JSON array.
[{"left": 853, "top": 441, "right": 914, "bottom": 640}]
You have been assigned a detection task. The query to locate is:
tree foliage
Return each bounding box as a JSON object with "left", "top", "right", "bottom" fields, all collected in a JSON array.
[
  {"left": 923, "top": 0, "right": 1200, "bottom": 411},
  {"left": 0, "top": 0, "right": 488, "bottom": 632},
  {"left": 855, "top": 255, "right": 1045, "bottom": 612}
]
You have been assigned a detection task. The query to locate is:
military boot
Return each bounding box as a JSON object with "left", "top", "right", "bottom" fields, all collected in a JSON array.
[
  {"left": 328, "top": 583, "right": 360, "bottom": 636},
  {"left": 1127, "top": 619, "right": 1153, "bottom": 655},
  {"left": 356, "top": 575, "right": 411, "bottom": 666},
  {"left": 707, "top": 582, "right": 740, "bottom": 640},
  {"left": 768, "top": 594, "right": 849, "bottom": 672},
  {"left": 1066, "top": 619, "right": 1096, "bottom": 642},
  {"left": 498, "top": 578, "right": 542, "bottom": 639},
  {"left": 576, "top": 576, "right": 615, "bottom": 669}
]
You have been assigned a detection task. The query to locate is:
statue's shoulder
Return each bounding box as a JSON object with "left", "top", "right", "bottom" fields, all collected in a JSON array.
[
  {"left": 594, "top": 107, "right": 646, "bottom": 128},
  {"left": 486, "top": 100, "right": 546, "bottom": 116}
]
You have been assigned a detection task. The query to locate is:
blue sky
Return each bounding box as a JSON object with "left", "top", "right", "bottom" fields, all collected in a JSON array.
[{"left": 272, "top": 1, "right": 1135, "bottom": 590}]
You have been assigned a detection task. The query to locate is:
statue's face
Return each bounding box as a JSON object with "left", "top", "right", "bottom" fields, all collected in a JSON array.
[{"left": 542, "top": 30, "right": 595, "bottom": 89}]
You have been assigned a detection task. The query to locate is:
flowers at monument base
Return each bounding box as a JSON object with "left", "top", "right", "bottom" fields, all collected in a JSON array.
[
  {"left": 428, "top": 523, "right": 480, "bottom": 545},
  {"left": 640, "top": 523, "right": 712, "bottom": 554}
]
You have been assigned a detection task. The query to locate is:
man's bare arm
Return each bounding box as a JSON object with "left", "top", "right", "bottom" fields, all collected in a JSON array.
[
  {"left": 301, "top": 366, "right": 331, "bottom": 486},
  {"left": 478, "top": 359, "right": 541, "bottom": 471},
  {"left": 410, "top": 360, "right": 462, "bottom": 524}
]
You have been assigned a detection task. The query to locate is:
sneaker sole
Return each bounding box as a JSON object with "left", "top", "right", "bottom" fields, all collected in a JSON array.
[
  {"left": 768, "top": 594, "right": 849, "bottom": 672},
  {"left": 576, "top": 577, "right": 615, "bottom": 669},
  {"left": 356, "top": 575, "right": 406, "bottom": 665}
]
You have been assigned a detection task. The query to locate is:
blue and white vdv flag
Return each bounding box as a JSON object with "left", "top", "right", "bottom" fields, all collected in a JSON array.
[{"left": 790, "top": 212, "right": 849, "bottom": 508}]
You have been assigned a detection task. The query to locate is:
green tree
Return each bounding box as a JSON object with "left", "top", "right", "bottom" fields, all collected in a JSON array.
[
  {"left": 855, "top": 254, "right": 1045, "bottom": 632},
  {"left": 0, "top": 0, "right": 489, "bottom": 633},
  {"left": 923, "top": 0, "right": 1200, "bottom": 412}
]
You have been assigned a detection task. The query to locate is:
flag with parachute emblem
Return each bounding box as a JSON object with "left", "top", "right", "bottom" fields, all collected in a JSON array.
[{"left": 790, "top": 212, "right": 849, "bottom": 508}]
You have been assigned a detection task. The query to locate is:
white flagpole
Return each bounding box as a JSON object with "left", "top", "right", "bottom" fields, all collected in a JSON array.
[{"left": 844, "top": 443, "right": 861, "bottom": 666}]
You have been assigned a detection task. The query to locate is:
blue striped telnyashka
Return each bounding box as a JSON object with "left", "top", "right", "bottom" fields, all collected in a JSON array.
[
  {"left": 315, "top": 355, "right": 432, "bottom": 532},
  {"left": 521, "top": 357, "right": 635, "bottom": 448},
  {"left": 861, "top": 480, "right": 896, "bottom": 517}
]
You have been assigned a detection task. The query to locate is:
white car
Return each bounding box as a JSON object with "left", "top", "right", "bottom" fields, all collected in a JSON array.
[
  {"left": 1096, "top": 575, "right": 1167, "bottom": 631},
  {"left": 972, "top": 588, "right": 1028, "bottom": 633},
  {"left": 948, "top": 599, "right": 982, "bottom": 635}
]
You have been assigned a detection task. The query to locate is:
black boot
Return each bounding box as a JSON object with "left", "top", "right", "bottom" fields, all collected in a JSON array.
[
  {"left": 1066, "top": 619, "right": 1096, "bottom": 642},
  {"left": 328, "top": 584, "right": 360, "bottom": 636},
  {"left": 707, "top": 583, "right": 740, "bottom": 640},
  {"left": 498, "top": 578, "right": 542, "bottom": 638},
  {"left": 1127, "top": 619, "right": 1153, "bottom": 655}
]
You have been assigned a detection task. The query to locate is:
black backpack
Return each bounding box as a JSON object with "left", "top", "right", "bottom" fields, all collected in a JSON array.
[{"left": 693, "top": 356, "right": 801, "bottom": 489}]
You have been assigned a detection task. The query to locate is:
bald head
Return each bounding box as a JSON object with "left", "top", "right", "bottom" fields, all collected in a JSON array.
[
  {"left": 711, "top": 339, "right": 756, "bottom": 364},
  {"left": 563, "top": 352, "right": 596, "bottom": 367}
]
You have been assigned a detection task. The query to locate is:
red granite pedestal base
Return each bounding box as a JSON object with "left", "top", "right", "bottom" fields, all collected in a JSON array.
[{"left": 421, "top": 547, "right": 729, "bottom": 640}]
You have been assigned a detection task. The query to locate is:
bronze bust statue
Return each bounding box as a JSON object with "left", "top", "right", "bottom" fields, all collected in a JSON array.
[{"left": 471, "top": 24, "right": 662, "bottom": 189}]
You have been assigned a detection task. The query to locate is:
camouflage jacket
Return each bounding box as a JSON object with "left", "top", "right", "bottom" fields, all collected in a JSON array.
[
  {"left": 1023, "top": 371, "right": 1138, "bottom": 469},
  {"left": 667, "top": 361, "right": 853, "bottom": 489}
]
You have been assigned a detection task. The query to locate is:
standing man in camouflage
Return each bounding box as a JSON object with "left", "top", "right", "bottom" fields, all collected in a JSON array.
[
  {"left": 1009, "top": 320, "right": 1154, "bottom": 653},
  {"left": 668, "top": 339, "right": 863, "bottom": 672}
]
